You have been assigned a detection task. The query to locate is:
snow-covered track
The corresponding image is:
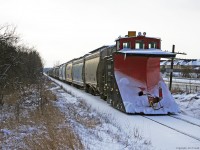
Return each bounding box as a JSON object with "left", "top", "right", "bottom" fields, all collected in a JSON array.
[
  {"left": 48, "top": 76, "right": 200, "bottom": 148},
  {"left": 169, "top": 114, "right": 200, "bottom": 128},
  {"left": 142, "top": 115, "right": 200, "bottom": 142}
]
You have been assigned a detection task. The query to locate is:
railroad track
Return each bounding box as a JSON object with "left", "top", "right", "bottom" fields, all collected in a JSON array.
[
  {"left": 142, "top": 115, "right": 200, "bottom": 142},
  {"left": 169, "top": 114, "right": 200, "bottom": 128},
  {"left": 51, "top": 76, "right": 200, "bottom": 143}
]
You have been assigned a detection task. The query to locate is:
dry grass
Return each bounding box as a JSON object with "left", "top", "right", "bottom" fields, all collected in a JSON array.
[
  {"left": 171, "top": 86, "right": 184, "bottom": 94},
  {"left": 2, "top": 92, "right": 19, "bottom": 105},
  {"left": 23, "top": 103, "right": 84, "bottom": 150},
  {"left": 1, "top": 77, "right": 151, "bottom": 150},
  {"left": 72, "top": 99, "right": 101, "bottom": 129},
  {"left": 43, "top": 89, "right": 57, "bottom": 101},
  {"left": 0, "top": 79, "right": 84, "bottom": 150}
]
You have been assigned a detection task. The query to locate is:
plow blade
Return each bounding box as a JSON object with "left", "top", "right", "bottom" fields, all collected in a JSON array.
[{"left": 113, "top": 53, "right": 179, "bottom": 114}]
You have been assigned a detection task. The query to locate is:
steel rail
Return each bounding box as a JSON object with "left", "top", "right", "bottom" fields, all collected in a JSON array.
[{"left": 142, "top": 115, "right": 200, "bottom": 142}]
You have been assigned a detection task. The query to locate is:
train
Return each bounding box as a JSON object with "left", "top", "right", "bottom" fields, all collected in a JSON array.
[{"left": 48, "top": 31, "right": 179, "bottom": 114}]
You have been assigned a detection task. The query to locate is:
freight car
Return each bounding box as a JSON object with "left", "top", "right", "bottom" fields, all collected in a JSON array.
[{"left": 48, "top": 31, "right": 179, "bottom": 114}]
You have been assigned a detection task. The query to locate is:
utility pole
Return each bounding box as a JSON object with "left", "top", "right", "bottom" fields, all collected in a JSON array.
[{"left": 169, "top": 45, "right": 175, "bottom": 91}]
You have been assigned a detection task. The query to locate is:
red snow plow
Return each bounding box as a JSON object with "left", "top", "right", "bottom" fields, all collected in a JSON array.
[{"left": 107, "top": 32, "right": 179, "bottom": 114}]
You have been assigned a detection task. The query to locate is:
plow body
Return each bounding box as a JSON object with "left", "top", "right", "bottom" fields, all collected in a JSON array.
[{"left": 113, "top": 50, "right": 179, "bottom": 114}]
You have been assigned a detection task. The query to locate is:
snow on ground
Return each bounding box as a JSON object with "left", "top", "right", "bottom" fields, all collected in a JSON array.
[
  {"left": 164, "top": 76, "right": 200, "bottom": 119},
  {"left": 52, "top": 85, "right": 152, "bottom": 150},
  {"left": 0, "top": 104, "right": 47, "bottom": 149},
  {"left": 0, "top": 80, "right": 152, "bottom": 150},
  {"left": 1, "top": 76, "right": 200, "bottom": 150},
  {"left": 50, "top": 77, "right": 200, "bottom": 150},
  {"left": 173, "top": 93, "right": 200, "bottom": 119},
  {"left": 163, "top": 77, "right": 200, "bottom": 84}
]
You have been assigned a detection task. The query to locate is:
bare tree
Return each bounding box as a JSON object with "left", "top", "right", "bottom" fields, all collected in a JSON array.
[
  {"left": 0, "top": 24, "right": 43, "bottom": 106},
  {"left": 0, "top": 25, "right": 19, "bottom": 105}
]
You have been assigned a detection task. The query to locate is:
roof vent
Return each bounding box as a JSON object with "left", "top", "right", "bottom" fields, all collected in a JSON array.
[{"left": 138, "top": 32, "right": 142, "bottom": 36}]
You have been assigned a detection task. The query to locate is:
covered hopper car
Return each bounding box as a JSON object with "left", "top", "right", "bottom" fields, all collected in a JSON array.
[
  {"left": 72, "top": 57, "right": 85, "bottom": 87},
  {"left": 48, "top": 31, "right": 179, "bottom": 114}
]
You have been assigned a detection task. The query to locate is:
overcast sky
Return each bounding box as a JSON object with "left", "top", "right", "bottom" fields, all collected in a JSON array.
[{"left": 0, "top": 0, "right": 200, "bottom": 67}]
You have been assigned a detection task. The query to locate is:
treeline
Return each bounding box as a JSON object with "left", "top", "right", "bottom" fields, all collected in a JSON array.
[{"left": 0, "top": 25, "right": 43, "bottom": 105}]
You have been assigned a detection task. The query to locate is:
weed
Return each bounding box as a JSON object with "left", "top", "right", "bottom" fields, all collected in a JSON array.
[
  {"left": 171, "top": 86, "right": 184, "bottom": 94},
  {"left": 0, "top": 77, "right": 84, "bottom": 150}
]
